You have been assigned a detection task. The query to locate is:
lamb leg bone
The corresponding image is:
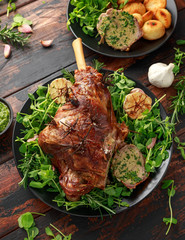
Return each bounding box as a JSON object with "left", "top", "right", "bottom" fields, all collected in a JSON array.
[{"left": 72, "top": 38, "right": 86, "bottom": 70}]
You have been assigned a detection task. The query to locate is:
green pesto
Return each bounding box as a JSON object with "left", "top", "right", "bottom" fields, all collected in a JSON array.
[{"left": 0, "top": 102, "right": 10, "bottom": 133}]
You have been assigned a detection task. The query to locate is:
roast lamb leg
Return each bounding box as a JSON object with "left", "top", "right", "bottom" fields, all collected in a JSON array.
[{"left": 38, "top": 38, "right": 128, "bottom": 201}]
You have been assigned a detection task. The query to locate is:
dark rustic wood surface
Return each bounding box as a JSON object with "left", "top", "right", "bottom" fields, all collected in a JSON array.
[{"left": 0, "top": 0, "right": 185, "bottom": 239}]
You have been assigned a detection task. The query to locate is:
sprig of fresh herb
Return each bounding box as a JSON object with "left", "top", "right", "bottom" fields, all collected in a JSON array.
[
  {"left": 67, "top": 0, "right": 118, "bottom": 36},
  {"left": 0, "top": 24, "right": 30, "bottom": 47},
  {"left": 173, "top": 47, "right": 185, "bottom": 75},
  {"left": 92, "top": 59, "right": 105, "bottom": 72},
  {"left": 46, "top": 224, "right": 72, "bottom": 240},
  {"left": 169, "top": 76, "right": 185, "bottom": 124},
  {"left": 162, "top": 180, "right": 177, "bottom": 235},
  {"left": 174, "top": 136, "right": 185, "bottom": 159},
  {"left": 61, "top": 69, "right": 75, "bottom": 83},
  {"left": 7, "top": 0, "right": 16, "bottom": 17}
]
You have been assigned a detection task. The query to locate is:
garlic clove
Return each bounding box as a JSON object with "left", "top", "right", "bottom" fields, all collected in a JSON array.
[
  {"left": 148, "top": 62, "right": 175, "bottom": 88},
  {"left": 18, "top": 24, "right": 33, "bottom": 33},
  {"left": 4, "top": 44, "right": 11, "bottom": 58},
  {"left": 40, "top": 40, "right": 53, "bottom": 47}
]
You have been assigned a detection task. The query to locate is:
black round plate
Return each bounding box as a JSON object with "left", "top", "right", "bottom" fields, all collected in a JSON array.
[
  {"left": 12, "top": 70, "right": 173, "bottom": 217},
  {"left": 67, "top": 0, "right": 178, "bottom": 58}
]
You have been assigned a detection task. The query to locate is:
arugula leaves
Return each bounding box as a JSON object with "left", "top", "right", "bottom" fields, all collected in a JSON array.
[
  {"left": 67, "top": 0, "right": 118, "bottom": 36},
  {"left": 161, "top": 180, "right": 177, "bottom": 235}
]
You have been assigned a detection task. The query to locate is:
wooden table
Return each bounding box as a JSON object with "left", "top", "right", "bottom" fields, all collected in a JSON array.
[{"left": 0, "top": 0, "right": 185, "bottom": 239}]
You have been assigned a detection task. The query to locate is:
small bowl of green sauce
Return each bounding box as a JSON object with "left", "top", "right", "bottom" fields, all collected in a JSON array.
[{"left": 0, "top": 97, "right": 13, "bottom": 136}]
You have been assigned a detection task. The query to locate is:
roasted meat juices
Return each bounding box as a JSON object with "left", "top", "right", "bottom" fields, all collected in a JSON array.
[{"left": 38, "top": 66, "right": 128, "bottom": 201}]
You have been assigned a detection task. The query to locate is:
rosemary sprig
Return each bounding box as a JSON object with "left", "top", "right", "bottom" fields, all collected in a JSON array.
[
  {"left": 0, "top": 25, "right": 30, "bottom": 47},
  {"left": 169, "top": 76, "right": 185, "bottom": 124},
  {"left": 92, "top": 59, "right": 105, "bottom": 72}
]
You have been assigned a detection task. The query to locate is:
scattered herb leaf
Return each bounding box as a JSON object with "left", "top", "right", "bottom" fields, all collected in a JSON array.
[
  {"left": 176, "top": 39, "right": 185, "bottom": 45},
  {"left": 46, "top": 224, "right": 72, "bottom": 240},
  {"left": 169, "top": 76, "right": 185, "bottom": 124},
  {"left": 173, "top": 48, "right": 185, "bottom": 75},
  {"left": 174, "top": 136, "right": 185, "bottom": 159},
  {"left": 18, "top": 212, "right": 72, "bottom": 239},
  {"left": 162, "top": 180, "right": 177, "bottom": 235},
  {"left": 18, "top": 212, "right": 40, "bottom": 240},
  {"left": 7, "top": 0, "right": 16, "bottom": 17}
]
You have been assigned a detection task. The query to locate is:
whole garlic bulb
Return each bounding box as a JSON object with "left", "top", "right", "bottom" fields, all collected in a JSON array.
[{"left": 148, "top": 62, "right": 175, "bottom": 88}]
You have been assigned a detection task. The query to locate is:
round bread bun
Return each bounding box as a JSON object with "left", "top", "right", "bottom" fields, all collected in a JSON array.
[
  {"left": 155, "top": 8, "right": 172, "bottom": 28},
  {"left": 133, "top": 13, "right": 144, "bottom": 27},
  {"left": 121, "top": 2, "right": 146, "bottom": 15},
  {"left": 142, "top": 20, "right": 165, "bottom": 40},
  {"left": 144, "top": 0, "right": 167, "bottom": 12},
  {"left": 142, "top": 10, "right": 153, "bottom": 23}
]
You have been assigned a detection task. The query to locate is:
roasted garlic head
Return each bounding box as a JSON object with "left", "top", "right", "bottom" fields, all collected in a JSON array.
[{"left": 123, "top": 88, "right": 152, "bottom": 119}]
